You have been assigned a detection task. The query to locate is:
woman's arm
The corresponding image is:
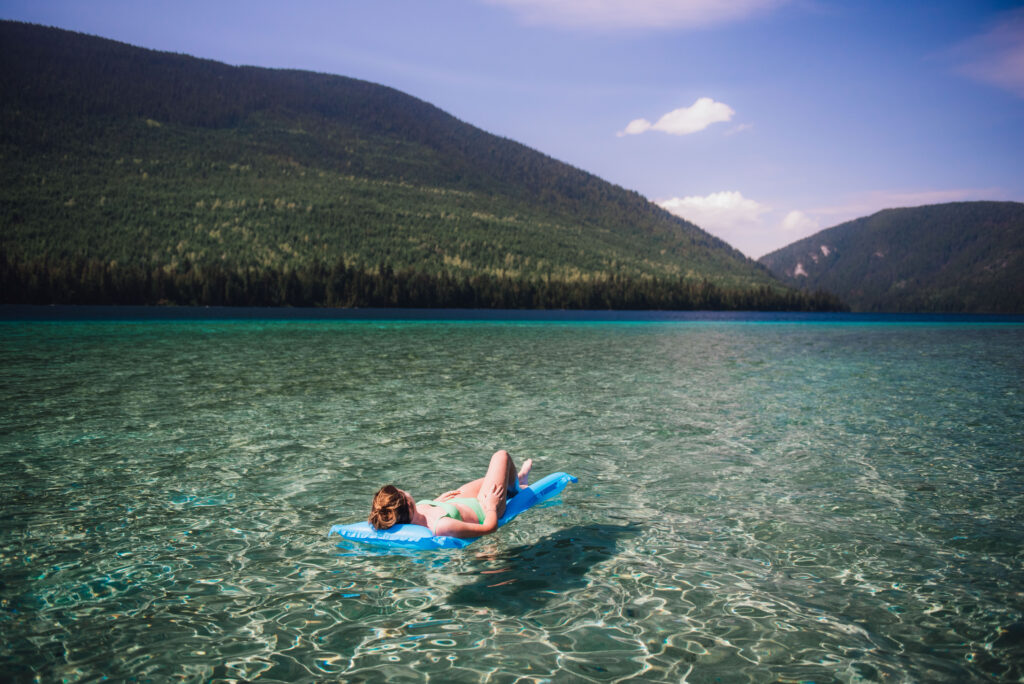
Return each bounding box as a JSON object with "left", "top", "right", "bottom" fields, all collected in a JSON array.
[{"left": 434, "top": 477, "right": 485, "bottom": 502}]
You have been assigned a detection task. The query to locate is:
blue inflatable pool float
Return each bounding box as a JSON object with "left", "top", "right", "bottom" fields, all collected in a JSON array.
[{"left": 329, "top": 472, "right": 578, "bottom": 550}]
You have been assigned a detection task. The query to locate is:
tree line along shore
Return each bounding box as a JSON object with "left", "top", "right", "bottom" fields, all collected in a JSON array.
[{"left": 1, "top": 253, "right": 845, "bottom": 311}]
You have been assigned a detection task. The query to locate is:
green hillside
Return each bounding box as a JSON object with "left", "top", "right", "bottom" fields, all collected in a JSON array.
[
  {"left": 0, "top": 20, "right": 840, "bottom": 310},
  {"left": 758, "top": 202, "right": 1024, "bottom": 313}
]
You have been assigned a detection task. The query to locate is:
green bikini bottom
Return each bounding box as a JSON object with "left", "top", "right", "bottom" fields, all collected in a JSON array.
[{"left": 419, "top": 496, "right": 486, "bottom": 524}]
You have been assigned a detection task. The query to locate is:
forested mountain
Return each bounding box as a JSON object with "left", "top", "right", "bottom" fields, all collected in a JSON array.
[
  {"left": 0, "top": 20, "right": 840, "bottom": 310},
  {"left": 758, "top": 202, "right": 1024, "bottom": 313}
]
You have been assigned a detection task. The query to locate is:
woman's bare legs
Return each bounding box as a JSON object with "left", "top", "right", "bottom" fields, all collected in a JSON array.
[
  {"left": 517, "top": 458, "right": 533, "bottom": 489},
  {"left": 447, "top": 451, "right": 533, "bottom": 508},
  {"left": 479, "top": 450, "right": 522, "bottom": 517}
]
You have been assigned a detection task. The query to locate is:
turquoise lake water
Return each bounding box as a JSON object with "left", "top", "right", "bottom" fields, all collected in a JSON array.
[{"left": 1, "top": 314, "right": 1022, "bottom": 682}]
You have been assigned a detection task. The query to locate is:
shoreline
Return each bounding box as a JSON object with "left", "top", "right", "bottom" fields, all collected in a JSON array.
[{"left": 2, "top": 304, "right": 1022, "bottom": 324}]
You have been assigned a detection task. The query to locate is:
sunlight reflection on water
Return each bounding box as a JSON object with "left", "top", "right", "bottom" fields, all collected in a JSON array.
[{"left": 1, "top": 318, "right": 1022, "bottom": 682}]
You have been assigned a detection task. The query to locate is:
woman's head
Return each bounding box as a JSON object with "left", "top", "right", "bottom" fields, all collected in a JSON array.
[{"left": 369, "top": 485, "right": 412, "bottom": 530}]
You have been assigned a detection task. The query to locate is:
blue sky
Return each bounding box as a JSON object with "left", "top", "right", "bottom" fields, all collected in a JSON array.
[{"left": 3, "top": 0, "right": 1022, "bottom": 257}]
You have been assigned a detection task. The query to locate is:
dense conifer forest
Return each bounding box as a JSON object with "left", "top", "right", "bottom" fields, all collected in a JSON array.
[
  {"left": 0, "top": 21, "right": 844, "bottom": 310},
  {"left": 759, "top": 202, "right": 1024, "bottom": 313}
]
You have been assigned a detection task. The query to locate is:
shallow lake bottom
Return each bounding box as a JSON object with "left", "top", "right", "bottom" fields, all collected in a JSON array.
[{"left": 1, "top": 315, "right": 1022, "bottom": 682}]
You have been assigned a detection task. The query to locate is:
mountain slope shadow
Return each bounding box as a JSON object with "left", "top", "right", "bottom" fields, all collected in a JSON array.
[{"left": 445, "top": 523, "right": 640, "bottom": 614}]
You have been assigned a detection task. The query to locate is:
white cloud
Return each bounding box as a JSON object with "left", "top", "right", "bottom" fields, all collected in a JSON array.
[
  {"left": 780, "top": 210, "right": 818, "bottom": 233},
  {"left": 620, "top": 118, "right": 652, "bottom": 135},
  {"left": 619, "top": 97, "right": 735, "bottom": 136},
  {"left": 659, "top": 191, "right": 778, "bottom": 257},
  {"left": 482, "top": 0, "right": 788, "bottom": 30},
  {"left": 952, "top": 8, "right": 1024, "bottom": 98},
  {"left": 659, "top": 190, "right": 769, "bottom": 230}
]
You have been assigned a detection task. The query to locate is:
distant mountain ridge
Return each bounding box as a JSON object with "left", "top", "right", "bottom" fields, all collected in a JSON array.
[
  {"left": 0, "top": 20, "right": 841, "bottom": 309},
  {"left": 758, "top": 202, "right": 1024, "bottom": 313}
]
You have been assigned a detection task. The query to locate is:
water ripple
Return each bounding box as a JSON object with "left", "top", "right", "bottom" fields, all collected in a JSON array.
[{"left": 1, "top": 320, "right": 1022, "bottom": 682}]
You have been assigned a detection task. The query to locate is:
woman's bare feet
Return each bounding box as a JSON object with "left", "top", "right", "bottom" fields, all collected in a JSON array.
[{"left": 517, "top": 458, "right": 533, "bottom": 488}]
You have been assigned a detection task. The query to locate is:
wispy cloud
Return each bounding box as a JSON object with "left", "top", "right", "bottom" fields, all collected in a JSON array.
[
  {"left": 482, "top": 0, "right": 788, "bottom": 30},
  {"left": 952, "top": 8, "right": 1024, "bottom": 98},
  {"left": 724, "top": 123, "right": 754, "bottom": 136},
  {"left": 808, "top": 188, "right": 1006, "bottom": 219},
  {"left": 657, "top": 188, "right": 1007, "bottom": 259},
  {"left": 618, "top": 97, "right": 735, "bottom": 137},
  {"left": 780, "top": 210, "right": 818, "bottom": 233},
  {"left": 770, "top": 188, "right": 1006, "bottom": 255}
]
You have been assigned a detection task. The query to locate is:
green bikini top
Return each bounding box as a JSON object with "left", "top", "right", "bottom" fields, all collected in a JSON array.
[{"left": 419, "top": 496, "right": 485, "bottom": 525}]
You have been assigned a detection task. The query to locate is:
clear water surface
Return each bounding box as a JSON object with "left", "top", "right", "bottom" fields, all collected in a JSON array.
[{"left": 1, "top": 311, "right": 1022, "bottom": 682}]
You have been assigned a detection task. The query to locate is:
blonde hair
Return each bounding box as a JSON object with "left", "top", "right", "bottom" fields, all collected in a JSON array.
[{"left": 369, "top": 485, "right": 411, "bottom": 530}]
